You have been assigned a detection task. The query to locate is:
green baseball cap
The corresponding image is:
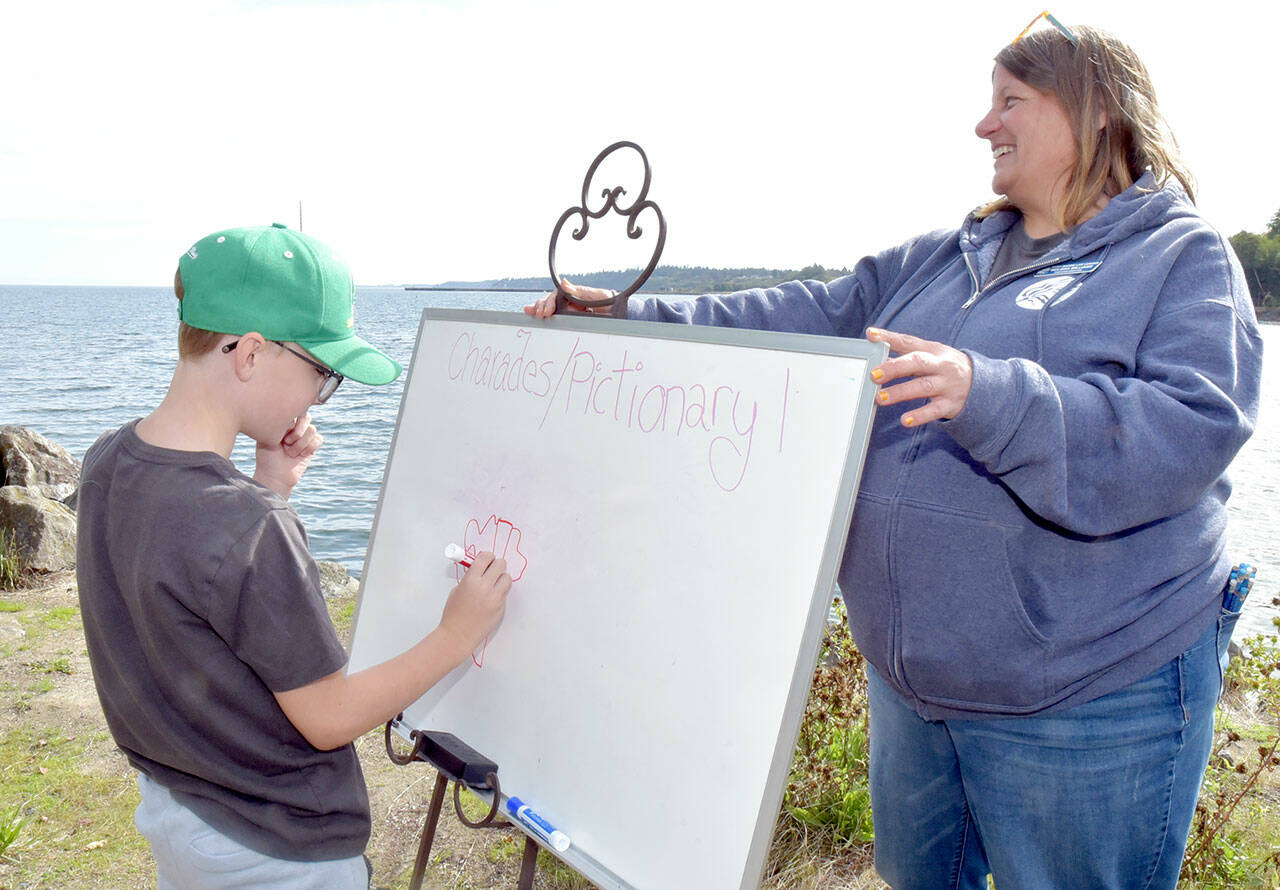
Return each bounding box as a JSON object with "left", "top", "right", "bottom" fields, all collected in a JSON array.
[{"left": 177, "top": 223, "right": 402, "bottom": 385}]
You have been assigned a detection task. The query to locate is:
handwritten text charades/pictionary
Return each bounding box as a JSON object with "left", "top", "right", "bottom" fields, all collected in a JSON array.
[{"left": 445, "top": 327, "right": 793, "bottom": 492}]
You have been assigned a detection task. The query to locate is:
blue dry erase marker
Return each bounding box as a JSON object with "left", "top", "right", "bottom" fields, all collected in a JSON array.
[{"left": 507, "top": 796, "right": 571, "bottom": 852}]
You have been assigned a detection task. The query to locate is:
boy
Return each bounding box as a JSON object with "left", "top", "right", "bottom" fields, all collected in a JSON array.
[{"left": 76, "top": 223, "right": 511, "bottom": 888}]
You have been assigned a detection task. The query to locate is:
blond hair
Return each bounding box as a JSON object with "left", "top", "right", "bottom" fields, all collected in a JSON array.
[
  {"left": 979, "top": 25, "right": 1195, "bottom": 228},
  {"left": 173, "top": 267, "right": 225, "bottom": 358}
]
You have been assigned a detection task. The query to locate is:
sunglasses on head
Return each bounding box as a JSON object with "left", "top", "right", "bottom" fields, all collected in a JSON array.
[{"left": 1014, "top": 10, "right": 1078, "bottom": 46}]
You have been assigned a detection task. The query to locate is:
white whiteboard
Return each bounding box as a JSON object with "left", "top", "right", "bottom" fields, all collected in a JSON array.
[{"left": 348, "top": 309, "right": 884, "bottom": 890}]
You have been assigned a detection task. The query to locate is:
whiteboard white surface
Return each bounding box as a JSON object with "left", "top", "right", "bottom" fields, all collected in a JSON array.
[{"left": 348, "top": 309, "right": 883, "bottom": 890}]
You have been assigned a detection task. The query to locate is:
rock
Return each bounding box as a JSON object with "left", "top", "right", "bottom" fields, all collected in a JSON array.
[
  {"left": 0, "top": 486, "right": 78, "bottom": 573},
  {"left": 0, "top": 426, "right": 81, "bottom": 502},
  {"left": 318, "top": 560, "right": 359, "bottom": 599}
]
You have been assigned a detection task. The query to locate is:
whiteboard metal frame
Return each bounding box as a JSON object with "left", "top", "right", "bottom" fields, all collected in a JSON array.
[{"left": 353, "top": 307, "right": 886, "bottom": 890}]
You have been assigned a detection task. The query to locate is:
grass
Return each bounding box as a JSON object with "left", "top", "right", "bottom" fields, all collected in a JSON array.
[
  {"left": 0, "top": 530, "right": 22, "bottom": 591},
  {"left": 37, "top": 606, "right": 79, "bottom": 632},
  {"left": 11, "top": 604, "right": 80, "bottom": 654},
  {"left": 7, "top": 665, "right": 56, "bottom": 715},
  {"left": 0, "top": 730, "right": 150, "bottom": 885},
  {"left": 0, "top": 599, "right": 24, "bottom": 662},
  {"left": 26, "top": 657, "right": 73, "bottom": 675},
  {"left": 0, "top": 805, "right": 25, "bottom": 859},
  {"left": 330, "top": 598, "right": 357, "bottom": 637},
  {"left": 478, "top": 834, "right": 591, "bottom": 887}
]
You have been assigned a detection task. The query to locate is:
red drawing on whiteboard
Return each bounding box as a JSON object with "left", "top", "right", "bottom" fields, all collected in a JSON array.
[{"left": 457, "top": 515, "right": 528, "bottom": 667}]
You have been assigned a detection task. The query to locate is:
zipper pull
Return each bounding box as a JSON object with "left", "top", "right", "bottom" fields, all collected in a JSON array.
[{"left": 961, "top": 252, "right": 981, "bottom": 310}]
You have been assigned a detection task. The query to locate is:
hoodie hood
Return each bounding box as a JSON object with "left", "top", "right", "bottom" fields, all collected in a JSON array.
[{"left": 959, "top": 172, "right": 1195, "bottom": 272}]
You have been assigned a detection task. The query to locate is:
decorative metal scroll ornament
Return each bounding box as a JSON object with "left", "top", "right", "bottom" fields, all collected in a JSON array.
[{"left": 549, "top": 141, "right": 666, "bottom": 317}]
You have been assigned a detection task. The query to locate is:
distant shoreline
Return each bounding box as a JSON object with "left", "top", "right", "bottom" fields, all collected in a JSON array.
[
  {"left": 404, "top": 285, "right": 681, "bottom": 295},
  {"left": 404, "top": 285, "right": 1280, "bottom": 324},
  {"left": 406, "top": 286, "right": 544, "bottom": 293},
  {"left": 2, "top": 283, "right": 1274, "bottom": 321}
]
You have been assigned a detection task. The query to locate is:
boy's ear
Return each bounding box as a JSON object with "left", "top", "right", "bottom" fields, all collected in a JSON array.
[{"left": 231, "top": 332, "right": 269, "bottom": 383}]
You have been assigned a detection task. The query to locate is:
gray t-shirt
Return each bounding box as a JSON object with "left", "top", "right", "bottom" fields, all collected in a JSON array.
[
  {"left": 989, "top": 217, "right": 1070, "bottom": 282},
  {"left": 76, "top": 420, "right": 369, "bottom": 861}
]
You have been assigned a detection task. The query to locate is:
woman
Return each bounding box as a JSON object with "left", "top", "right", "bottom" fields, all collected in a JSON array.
[{"left": 527, "top": 21, "right": 1261, "bottom": 889}]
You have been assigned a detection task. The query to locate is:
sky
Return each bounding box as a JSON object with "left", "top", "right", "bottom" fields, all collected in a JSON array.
[{"left": 2, "top": 0, "right": 1278, "bottom": 287}]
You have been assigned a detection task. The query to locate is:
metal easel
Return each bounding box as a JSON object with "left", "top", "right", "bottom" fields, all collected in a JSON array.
[{"left": 384, "top": 717, "right": 543, "bottom": 890}]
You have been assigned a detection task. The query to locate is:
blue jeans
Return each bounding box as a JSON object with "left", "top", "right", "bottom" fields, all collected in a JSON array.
[{"left": 867, "top": 602, "right": 1240, "bottom": 890}]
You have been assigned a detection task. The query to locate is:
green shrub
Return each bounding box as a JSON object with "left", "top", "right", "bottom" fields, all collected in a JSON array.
[
  {"left": 1181, "top": 632, "right": 1280, "bottom": 888},
  {"left": 783, "top": 599, "right": 874, "bottom": 845},
  {"left": 777, "top": 606, "right": 1280, "bottom": 889},
  {"left": 0, "top": 804, "right": 26, "bottom": 858}
]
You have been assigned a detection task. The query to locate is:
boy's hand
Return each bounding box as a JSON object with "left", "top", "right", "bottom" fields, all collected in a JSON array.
[
  {"left": 254, "top": 413, "right": 323, "bottom": 498},
  {"left": 276, "top": 550, "right": 513, "bottom": 750},
  {"left": 438, "top": 551, "right": 511, "bottom": 661}
]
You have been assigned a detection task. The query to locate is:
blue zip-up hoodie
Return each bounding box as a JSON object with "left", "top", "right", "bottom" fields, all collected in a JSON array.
[{"left": 629, "top": 174, "right": 1262, "bottom": 719}]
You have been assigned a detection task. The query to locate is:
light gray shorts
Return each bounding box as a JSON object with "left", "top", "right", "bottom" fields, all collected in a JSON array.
[{"left": 134, "top": 772, "right": 370, "bottom": 890}]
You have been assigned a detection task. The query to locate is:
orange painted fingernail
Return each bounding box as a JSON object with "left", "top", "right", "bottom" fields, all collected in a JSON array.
[
  {"left": 878, "top": 391, "right": 889, "bottom": 403},
  {"left": 871, "top": 369, "right": 883, "bottom": 382},
  {"left": 903, "top": 415, "right": 915, "bottom": 426}
]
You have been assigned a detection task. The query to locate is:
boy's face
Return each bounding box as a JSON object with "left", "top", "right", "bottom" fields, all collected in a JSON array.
[{"left": 240, "top": 340, "right": 334, "bottom": 445}]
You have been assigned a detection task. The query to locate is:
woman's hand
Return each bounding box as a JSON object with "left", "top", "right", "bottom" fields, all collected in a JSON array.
[
  {"left": 867, "top": 328, "right": 973, "bottom": 427},
  {"left": 524, "top": 277, "right": 615, "bottom": 319}
]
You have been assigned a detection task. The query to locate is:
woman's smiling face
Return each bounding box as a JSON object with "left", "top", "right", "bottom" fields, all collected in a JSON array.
[{"left": 975, "top": 64, "right": 1078, "bottom": 235}]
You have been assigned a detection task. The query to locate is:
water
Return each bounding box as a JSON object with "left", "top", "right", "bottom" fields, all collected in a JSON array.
[{"left": 1, "top": 285, "right": 1276, "bottom": 639}]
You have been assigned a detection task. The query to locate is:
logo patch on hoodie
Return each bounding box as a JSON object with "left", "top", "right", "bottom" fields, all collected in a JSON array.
[
  {"left": 1034, "top": 260, "right": 1100, "bottom": 277},
  {"left": 1015, "top": 275, "right": 1076, "bottom": 310}
]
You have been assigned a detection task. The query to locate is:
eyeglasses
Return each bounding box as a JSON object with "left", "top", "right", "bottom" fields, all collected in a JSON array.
[
  {"left": 1014, "top": 10, "right": 1078, "bottom": 46},
  {"left": 221, "top": 339, "right": 344, "bottom": 404}
]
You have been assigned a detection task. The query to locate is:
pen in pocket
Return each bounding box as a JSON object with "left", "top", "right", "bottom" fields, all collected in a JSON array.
[{"left": 1223, "top": 563, "right": 1255, "bottom": 613}]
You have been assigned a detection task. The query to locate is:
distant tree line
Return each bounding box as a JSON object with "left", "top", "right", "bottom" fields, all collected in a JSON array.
[
  {"left": 1229, "top": 209, "right": 1280, "bottom": 308},
  {"left": 434, "top": 264, "right": 854, "bottom": 295},
  {"left": 433, "top": 213, "right": 1280, "bottom": 308}
]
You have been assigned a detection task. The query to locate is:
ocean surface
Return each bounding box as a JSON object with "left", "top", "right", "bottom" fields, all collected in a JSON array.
[{"left": 1, "top": 284, "right": 1276, "bottom": 640}]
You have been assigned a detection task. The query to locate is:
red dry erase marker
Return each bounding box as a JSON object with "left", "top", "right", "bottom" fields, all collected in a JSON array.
[{"left": 444, "top": 543, "right": 473, "bottom": 568}]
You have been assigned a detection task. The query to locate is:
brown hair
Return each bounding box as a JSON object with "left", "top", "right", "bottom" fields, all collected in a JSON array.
[
  {"left": 173, "top": 267, "right": 224, "bottom": 358},
  {"left": 979, "top": 25, "right": 1195, "bottom": 228}
]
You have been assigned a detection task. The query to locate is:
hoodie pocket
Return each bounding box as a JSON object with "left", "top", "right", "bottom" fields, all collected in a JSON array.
[
  {"left": 840, "top": 493, "right": 893, "bottom": 672},
  {"left": 893, "top": 504, "right": 1051, "bottom": 711}
]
